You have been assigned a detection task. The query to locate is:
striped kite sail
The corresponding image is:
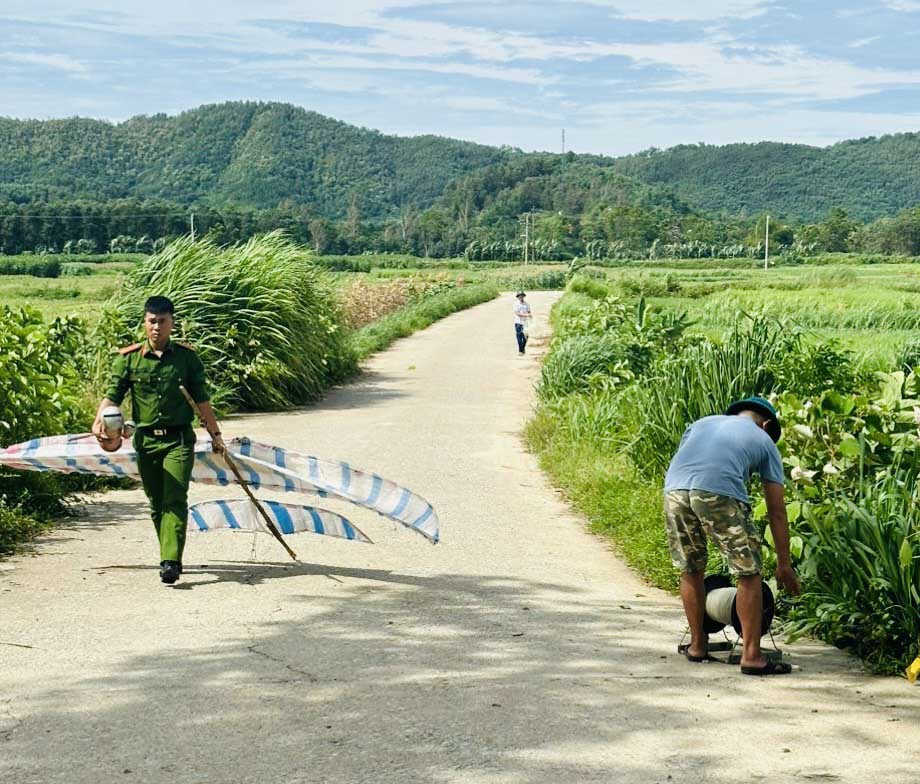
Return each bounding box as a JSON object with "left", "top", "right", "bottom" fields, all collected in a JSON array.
[
  {"left": 189, "top": 499, "right": 372, "bottom": 543},
  {"left": 0, "top": 433, "right": 439, "bottom": 543}
]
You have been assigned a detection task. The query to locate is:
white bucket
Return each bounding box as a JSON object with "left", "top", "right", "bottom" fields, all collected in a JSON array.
[
  {"left": 101, "top": 406, "right": 125, "bottom": 440},
  {"left": 705, "top": 587, "right": 737, "bottom": 626}
]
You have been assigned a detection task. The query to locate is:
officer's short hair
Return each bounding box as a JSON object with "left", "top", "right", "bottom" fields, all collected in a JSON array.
[{"left": 144, "top": 296, "right": 175, "bottom": 316}]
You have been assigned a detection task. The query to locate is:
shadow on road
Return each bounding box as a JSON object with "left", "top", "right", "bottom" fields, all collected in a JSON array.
[{"left": 5, "top": 564, "right": 915, "bottom": 784}]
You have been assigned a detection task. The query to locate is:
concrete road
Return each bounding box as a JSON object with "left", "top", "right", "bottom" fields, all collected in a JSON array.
[{"left": 1, "top": 292, "right": 917, "bottom": 784}]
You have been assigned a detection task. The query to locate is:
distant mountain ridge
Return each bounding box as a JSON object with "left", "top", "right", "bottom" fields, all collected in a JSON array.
[
  {"left": 609, "top": 135, "right": 920, "bottom": 222},
  {"left": 1, "top": 101, "right": 919, "bottom": 222},
  {"left": 0, "top": 102, "right": 508, "bottom": 218}
]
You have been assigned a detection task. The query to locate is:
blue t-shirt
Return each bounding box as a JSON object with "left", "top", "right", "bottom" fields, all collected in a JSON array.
[{"left": 664, "top": 415, "right": 785, "bottom": 504}]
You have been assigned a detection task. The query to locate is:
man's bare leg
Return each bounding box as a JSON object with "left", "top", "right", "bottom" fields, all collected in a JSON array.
[
  {"left": 680, "top": 571, "right": 707, "bottom": 658},
  {"left": 736, "top": 573, "right": 766, "bottom": 667}
]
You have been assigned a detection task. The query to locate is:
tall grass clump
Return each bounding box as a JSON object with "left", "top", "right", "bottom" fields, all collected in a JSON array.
[
  {"left": 93, "top": 232, "right": 353, "bottom": 411},
  {"left": 538, "top": 334, "right": 634, "bottom": 401}
]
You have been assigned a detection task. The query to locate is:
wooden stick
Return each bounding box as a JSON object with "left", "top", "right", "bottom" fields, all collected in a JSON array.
[{"left": 179, "top": 386, "right": 298, "bottom": 561}]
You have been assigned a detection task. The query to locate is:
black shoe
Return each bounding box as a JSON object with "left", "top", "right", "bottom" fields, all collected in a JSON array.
[{"left": 160, "top": 560, "right": 181, "bottom": 584}]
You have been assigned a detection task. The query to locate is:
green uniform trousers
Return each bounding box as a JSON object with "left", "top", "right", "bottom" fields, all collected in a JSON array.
[{"left": 135, "top": 428, "right": 196, "bottom": 563}]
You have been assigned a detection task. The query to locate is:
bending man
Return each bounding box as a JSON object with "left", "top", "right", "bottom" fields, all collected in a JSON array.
[
  {"left": 664, "top": 397, "right": 800, "bottom": 675},
  {"left": 93, "top": 296, "right": 225, "bottom": 585}
]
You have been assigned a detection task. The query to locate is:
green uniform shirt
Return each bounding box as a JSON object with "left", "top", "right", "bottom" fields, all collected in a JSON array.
[{"left": 104, "top": 340, "right": 210, "bottom": 428}]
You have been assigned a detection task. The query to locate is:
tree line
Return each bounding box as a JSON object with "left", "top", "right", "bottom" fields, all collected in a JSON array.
[{"left": 5, "top": 194, "right": 920, "bottom": 260}]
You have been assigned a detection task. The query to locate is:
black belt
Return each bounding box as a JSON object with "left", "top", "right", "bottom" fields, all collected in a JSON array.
[{"left": 137, "top": 424, "right": 190, "bottom": 438}]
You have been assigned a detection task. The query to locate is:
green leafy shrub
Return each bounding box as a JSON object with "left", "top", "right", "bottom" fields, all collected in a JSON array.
[
  {"left": 763, "top": 372, "right": 920, "bottom": 671},
  {"left": 92, "top": 232, "right": 353, "bottom": 412},
  {"left": 567, "top": 276, "right": 612, "bottom": 300},
  {"left": 0, "top": 256, "right": 61, "bottom": 277},
  {"left": 61, "top": 263, "right": 96, "bottom": 277},
  {"left": 0, "top": 308, "right": 95, "bottom": 553}
]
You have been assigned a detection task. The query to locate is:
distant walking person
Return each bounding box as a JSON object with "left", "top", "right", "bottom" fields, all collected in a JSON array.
[
  {"left": 664, "top": 397, "right": 800, "bottom": 674},
  {"left": 513, "top": 291, "right": 532, "bottom": 355}
]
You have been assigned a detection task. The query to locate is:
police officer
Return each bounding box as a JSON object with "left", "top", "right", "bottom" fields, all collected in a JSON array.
[{"left": 93, "top": 296, "right": 225, "bottom": 584}]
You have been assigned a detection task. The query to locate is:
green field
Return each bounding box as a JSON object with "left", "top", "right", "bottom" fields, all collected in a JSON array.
[
  {"left": 3, "top": 254, "right": 917, "bottom": 367},
  {"left": 583, "top": 262, "right": 920, "bottom": 367}
]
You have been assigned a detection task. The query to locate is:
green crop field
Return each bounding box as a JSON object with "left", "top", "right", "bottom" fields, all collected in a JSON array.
[{"left": 584, "top": 261, "right": 920, "bottom": 367}]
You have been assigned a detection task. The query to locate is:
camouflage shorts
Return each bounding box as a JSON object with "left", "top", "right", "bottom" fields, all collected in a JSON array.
[{"left": 664, "top": 490, "right": 762, "bottom": 576}]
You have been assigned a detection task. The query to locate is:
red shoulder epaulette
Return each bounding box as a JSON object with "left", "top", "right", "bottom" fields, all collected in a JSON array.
[
  {"left": 118, "top": 343, "right": 142, "bottom": 355},
  {"left": 174, "top": 341, "right": 196, "bottom": 352}
]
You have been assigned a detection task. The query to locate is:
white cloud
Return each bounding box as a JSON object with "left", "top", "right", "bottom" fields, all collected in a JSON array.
[
  {"left": 3, "top": 0, "right": 920, "bottom": 154},
  {"left": 849, "top": 36, "right": 882, "bottom": 48},
  {"left": 244, "top": 51, "right": 548, "bottom": 86},
  {"left": 880, "top": 0, "right": 920, "bottom": 11},
  {"left": 580, "top": 0, "right": 769, "bottom": 21},
  {"left": 0, "top": 50, "right": 88, "bottom": 73}
]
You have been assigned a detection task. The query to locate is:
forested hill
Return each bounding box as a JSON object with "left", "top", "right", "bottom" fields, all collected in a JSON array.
[
  {"left": 610, "top": 134, "right": 920, "bottom": 222},
  {"left": 2, "top": 100, "right": 920, "bottom": 223},
  {"left": 437, "top": 155, "right": 696, "bottom": 233},
  {"left": 0, "top": 102, "right": 507, "bottom": 218}
]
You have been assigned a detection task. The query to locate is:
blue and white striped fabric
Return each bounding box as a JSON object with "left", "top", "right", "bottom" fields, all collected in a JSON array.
[
  {"left": 188, "top": 499, "right": 372, "bottom": 543},
  {"left": 0, "top": 433, "right": 440, "bottom": 543}
]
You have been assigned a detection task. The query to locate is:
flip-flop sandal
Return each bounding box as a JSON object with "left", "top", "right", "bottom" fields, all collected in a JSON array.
[
  {"left": 677, "top": 644, "right": 713, "bottom": 663},
  {"left": 741, "top": 660, "right": 792, "bottom": 675}
]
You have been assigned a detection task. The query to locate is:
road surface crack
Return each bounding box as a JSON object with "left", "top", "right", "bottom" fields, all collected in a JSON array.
[{"left": 246, "top": 645, "right": 318, "bottom": 682}]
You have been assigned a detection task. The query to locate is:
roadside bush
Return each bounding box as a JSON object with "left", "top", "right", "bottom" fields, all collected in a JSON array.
[
  {"left": 93, "top": 232, "right": 353, "bottom": 411},
  {"left": 0, "top": 504, "right": 53, "bottom": 557},
  {"left": 567, "top": 276, "right": 612, "bottom": 300},
  {"left": 61, "top": 263, "right": 96, "bottom": 277},
  {"left": 785, "top": 473, "right": 919, "bottom": 674},
  {"left": 0, "top": 308, "right": 94, "bottom": 553}
]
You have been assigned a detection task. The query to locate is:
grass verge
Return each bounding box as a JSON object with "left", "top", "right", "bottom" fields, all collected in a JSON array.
[
  {"left": 524, "top": 408, "right": 679, "bottom": 593},
  {"left": 350, "top": 282, "right": 499, "bottom": 361}
]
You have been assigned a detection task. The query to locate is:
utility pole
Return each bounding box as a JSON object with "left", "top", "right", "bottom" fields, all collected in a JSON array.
[
  {"left": 561, "top": 128, "right": 566, "bottom": 155},
  {"left": 764, "top": 214, "right": 770, "bottom": 271},
  {"left": 523, "top": 212, "right": 530, "bottom": 266},
  {"left": 190, "top": 212, "right": 196, "bottom": 241}
]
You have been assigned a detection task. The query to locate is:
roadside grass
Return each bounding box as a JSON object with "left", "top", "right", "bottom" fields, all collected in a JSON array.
[
  {"left": 0, "top": 506, "right": 52, "bottom": 557},
  {"left": 525, "top": 409, "right": 679, "bottom": 592}
]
